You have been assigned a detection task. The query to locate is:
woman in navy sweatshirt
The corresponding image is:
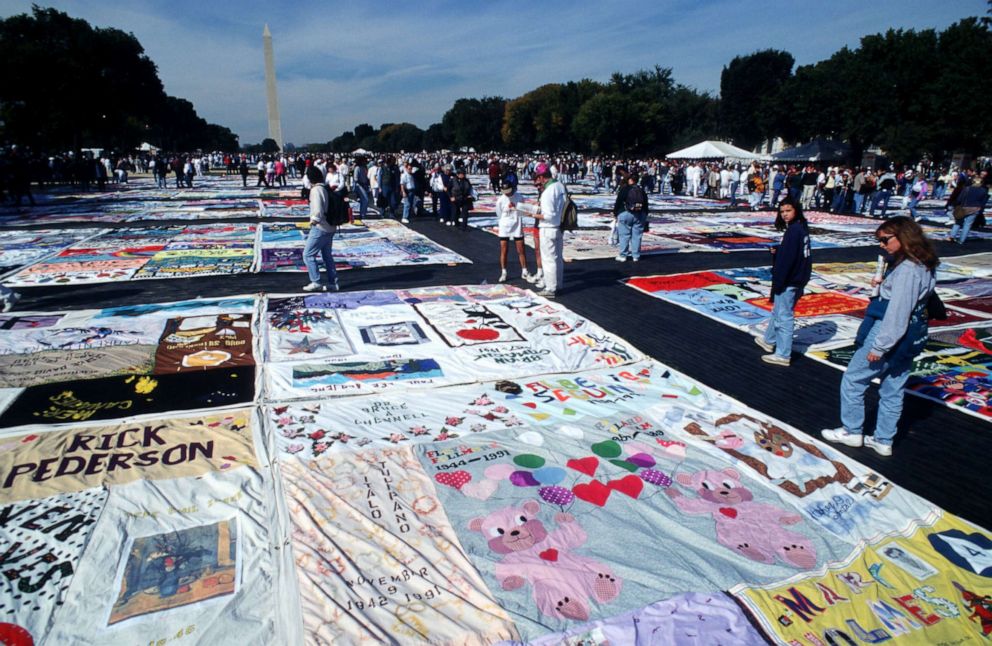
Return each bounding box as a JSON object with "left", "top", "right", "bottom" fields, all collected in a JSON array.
[{"left": 756, "top": 197, "right": 812, "bottom": 366}]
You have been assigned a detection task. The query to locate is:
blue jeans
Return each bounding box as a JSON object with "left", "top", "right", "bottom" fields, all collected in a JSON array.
[
  {"left": 729, "top": 181, "right": 740, "bottom": 206},
  {"left": 763, "top": 286, "right": 802, "bottom": 359},
  {"left": 853, "top": 193, "right": 865, "bottom": 213},
  {"left": 616, "top": 210, "right": 646, "bottom": 258},
  {"left": 908, "top": 197, "right": 922, "bottom": 219},
  {"left": 355, "top": 184, "right": 369, "bottom": 219},
  {"left": 869, "top": 190, "right": 891, "bottom": 217},
  {"left": 381, "top": 188, "right": 398, "bottom": 218},
  {"left": 950, "top": 213, "right": 978, "bottom": 244},
  {"left": 303, "top": 227, "right": 337, "bottom": 285},
  {"left": 839, "top": 321, "right": 912, "bottom": 445},
  {"left": 402, "top": 192, "right": 419, "bottom": 220}
]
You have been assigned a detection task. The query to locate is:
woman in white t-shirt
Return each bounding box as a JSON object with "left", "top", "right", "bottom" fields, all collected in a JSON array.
[{"left": 495, "top": 181, "right": 533, "bottom": 283}]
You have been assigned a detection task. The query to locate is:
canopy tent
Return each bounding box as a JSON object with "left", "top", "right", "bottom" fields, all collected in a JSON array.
[
  {"left": 351, "top": 148, "right": 371, "bottom": 155},
  {"left": 771, "top": 138, "right": 850, "bottom": 163},
  {"left": 666, "top": 140, "right": 758, "bottom": 161}
]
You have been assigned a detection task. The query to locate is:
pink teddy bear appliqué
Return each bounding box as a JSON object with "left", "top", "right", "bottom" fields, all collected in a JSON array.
[
  {"left": 666, "top": 466, "right": 817, "bottom": 569},
  {"left": 468, "top": 499, "right": 621, "bottom": 621}
]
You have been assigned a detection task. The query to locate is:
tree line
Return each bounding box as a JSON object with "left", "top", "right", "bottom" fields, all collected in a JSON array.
[
  {"left": 321, "top": 16, "right": 990, "bottom": 165},
  {"left": 0, "top": 6, "right": 238, "bottom": 153}
]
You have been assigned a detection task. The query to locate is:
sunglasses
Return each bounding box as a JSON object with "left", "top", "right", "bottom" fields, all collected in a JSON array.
[{"left": 877, "top": 234, "right": 896, "bottom": 245}]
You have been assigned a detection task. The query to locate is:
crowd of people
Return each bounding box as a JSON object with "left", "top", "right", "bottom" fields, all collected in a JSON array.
[{"left": 2, "top": 143, "right": 992, "bottom": 455}]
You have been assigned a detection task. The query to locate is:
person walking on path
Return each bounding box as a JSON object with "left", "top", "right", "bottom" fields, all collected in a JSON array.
[
  {"left": 821, "top": 217, "right": 938, "bottom": 457},
  {"left": 614, "top": 172, "right": 649, "bottom": 262},
  {"left": 948, "top": 175, "right": 989, "bottom": 245},
  {"left": 302, "top": 166, "right": 339, "bottom": 293},
  {"left": 755, "top": 198, "right": 812, "bottom": 366}
]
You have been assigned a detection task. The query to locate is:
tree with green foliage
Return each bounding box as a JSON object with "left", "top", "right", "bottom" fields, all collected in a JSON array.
[
  {"left": 718, "top": 50, "right": 794, "bottom": 150},
  {"left": 0, "top": 6, "right": 237, "bottom": 152},
  {"left": 377, "top": 122, "right": 424, "bottom": 152},
  {"left": 441, "top": 97, "right": 506, "bottom": 150}
]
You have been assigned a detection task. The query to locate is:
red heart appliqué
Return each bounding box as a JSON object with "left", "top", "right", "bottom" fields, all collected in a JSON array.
[
  {"left": 607, "top": 475, "right": 644, "bottom": 499},
  {"left": 435, "top": 471, "right": 471, "bottom": 490},
  {"left": 719, "top": 507, "right": 738, "bottom": 519},
  {"left": 539, "top": 548, "right": 559, "bottom": 562},
  {"left": 566, "top": 456, "right": 599, "bottom": 477},
  {"left": 572, "top": 480, "right": 611, "bottom": 507}
]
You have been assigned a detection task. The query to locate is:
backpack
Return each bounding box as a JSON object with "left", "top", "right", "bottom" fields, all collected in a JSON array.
[
  {"left": 559, "top": 190, "right": 578, "bottom": 231},
  {"left": 625, "top": 184, "right": 646, "bottom": 212},
  {"left": 325, "top": 190, "right": 350, "bottom": 226}
]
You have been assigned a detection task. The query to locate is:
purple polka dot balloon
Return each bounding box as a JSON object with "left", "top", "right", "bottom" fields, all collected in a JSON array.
[
  {"left": 640, "top": 469, "right": 673, "bottom": 487},
  {"left": 539, "top": 485, "right": 574, "bottom": 506}
]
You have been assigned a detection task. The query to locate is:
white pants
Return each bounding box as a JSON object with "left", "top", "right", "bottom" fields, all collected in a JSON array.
[{"left": 538, "top": 228, "right": 564, "bottom": 293}]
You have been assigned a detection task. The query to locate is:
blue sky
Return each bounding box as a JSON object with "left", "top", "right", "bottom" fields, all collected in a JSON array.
[{"left": 0, "top": 0, "right": 983, "bottom": 146}]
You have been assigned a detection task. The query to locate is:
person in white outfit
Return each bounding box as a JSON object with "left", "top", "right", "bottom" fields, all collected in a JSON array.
[
  {"left": 528, "top": 163, "right": 565, "bottom": 298},
  {"left": 494, "top": 181, "right": 533, "bottom": 283}
]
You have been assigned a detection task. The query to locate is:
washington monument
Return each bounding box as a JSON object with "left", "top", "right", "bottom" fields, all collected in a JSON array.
[{"left": 262, "top": 24, "right": 283, "bottom": 150}]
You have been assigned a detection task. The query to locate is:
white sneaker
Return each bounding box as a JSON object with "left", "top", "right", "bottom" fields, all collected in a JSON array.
[
  {"left": 302, "top": 281, "right": 326, "bottom": 292},
  {"left": 820, "top": 427, "right": 863, "bottom": 447},
  {"left": 536, "top": 289, "right": 556, "bottom": 298},
  {"left": 533, "top": 280, "right": 545, "bottom": 291},
  {"left": 401, "top": 218, "right": 410, "bottom": 224},
  {"left": 614, "top": 255, "right": 627, "bottom": 262},
  {"left": 864, "top": 435, "right": 893, "bottom": 456},
  {"left": 754, "top": 337, "right": 775, "bottom": 352},
  {"left": 498, "top": 270, "right": 507, "bottom": 283},
  {"left": 533, "top": 269, "right": 544, "bottom": 281},
  {"left": 522, "top": 271, "right": 535, "bottom": 282},
  {"left": 761, "top": 353, "right": 790, "bottom": 366}
]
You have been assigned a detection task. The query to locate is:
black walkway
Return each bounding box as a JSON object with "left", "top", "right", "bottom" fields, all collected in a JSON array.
[{"left": 10, "top": 209, "right": 991, "bottom": 528}]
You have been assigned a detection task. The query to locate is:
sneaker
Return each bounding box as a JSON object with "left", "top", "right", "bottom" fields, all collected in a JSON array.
[
  {"left": 614, "top": 255, "right": 628, "bottom": 262},
  {"left": 521, "top": 271, "right": 535, "bottom": 282},
  {"left": 864, "top": 435, "right": 893, "bottom": 457},
  {"left": 536, "top": 289, "right": 556, "bottom": 298},
  {"left": 761, "top": 353, "right": 790, "bottom": 366},
  {"left": 401, "top": 218, "right": 410, "bottom": 224},
  {"left": 820, "top": 427, "right": 864, "bottom": 447},
  {"left": 352, "top": 219, "right": 364, "bottom": 226},
  {"left": 533, "top": 280, "right": 546, "bottom": 291},
  {"left": 302, "top": 281, "right": 326, "bottom": 292},
  {"left": 329, "top": 281, "right": 340, "bottom": 292},
  {"left": 754, "top": 337, "right": 775, "bottom": 353},
  {"left": 498, "top": 270, "right": 507, "bottom": 283},
  {"left": 631, "top": 257, "right": 640, "bottom": 262}
]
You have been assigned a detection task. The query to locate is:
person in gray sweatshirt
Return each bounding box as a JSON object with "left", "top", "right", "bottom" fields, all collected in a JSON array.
[{"left": 821, "top": 216, "right": 938, "bottom": 457}]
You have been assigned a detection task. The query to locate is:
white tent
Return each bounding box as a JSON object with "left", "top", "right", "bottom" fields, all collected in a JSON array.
[
  {"left": 666, "top": 140, "right": 758, "bottom": 161},
  {"left": 351, "top": 148, "right": 370, "bottom": 155}
]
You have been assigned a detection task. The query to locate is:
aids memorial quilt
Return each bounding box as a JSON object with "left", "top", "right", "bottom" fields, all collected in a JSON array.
[
  {"left": 261, "top": 284, "right": 640, "bottom": 401},
  {"left": 257, "top": 219, "right": 470, "bottom": 272},
  {"left": 626, "top": 261, "right": 992, "bottom": 421},
  {"left": 0, "top": 228, "right": 101, "bottom": 277},
  {"left": 0, "top": 408, "right": 283, "bottom": 646},
  {"left": 0, "top": 296, "right": 259, "bottom": 427},
  {"left": 3, "top": 224, "right": 257, "bottom": 286},
  {"left": 263, "top": 356, "right": 987, "bottom": 644},
  {"left": 3, "top": 286, "right": 989, "bottom": 645}
]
